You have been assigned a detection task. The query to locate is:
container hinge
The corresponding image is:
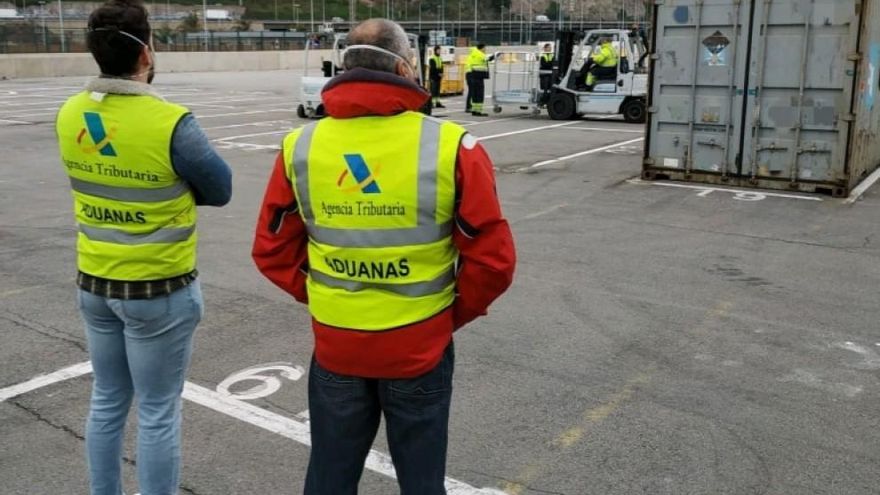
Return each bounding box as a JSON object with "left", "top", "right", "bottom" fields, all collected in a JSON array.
[
  {"left": 798, "top": 145, "right": 832, "bottom": 155},
  {"left": 648, "top": 106, "right": 659, "bottom": 113},
  {"left": 847, "top": 53, "right": 862, "bottom": 61},
  {"left": 756, "top": 143, "right": 789, "bottom": 152},
  {"left": 840, "top": 113, "right": 855, "bottom": 122},
  {"left": 697, "top": 139, "right": 725, "bottom": 150},
  {"left": 643, "top": 157, "right": 656, "bottom": 166}
]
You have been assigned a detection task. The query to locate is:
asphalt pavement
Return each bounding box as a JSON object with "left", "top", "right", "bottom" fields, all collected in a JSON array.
[{"left": 1, "top": 70, "right": 879, "bottom": 495}]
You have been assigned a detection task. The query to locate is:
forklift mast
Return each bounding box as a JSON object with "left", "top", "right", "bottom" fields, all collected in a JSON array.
[{"left": 554, "top": 30, "right": 581, "bottom": 85}]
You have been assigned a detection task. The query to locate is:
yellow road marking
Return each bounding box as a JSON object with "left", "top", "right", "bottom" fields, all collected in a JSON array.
[{"left": 505, "top": 370, "right": 653, "bottom": 493}]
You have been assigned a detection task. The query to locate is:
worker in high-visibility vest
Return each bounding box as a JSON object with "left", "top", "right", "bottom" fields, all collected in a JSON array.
[
  {"left": 55, "top": 0, "right": 232, "bottom": 492},
  {"left": 538, "top": 42, "right": 556, "bottom": 104},
  {"left": 464, "top": 43, "right": 495, "bottom": 116},
  {"left": 428, "top": 45, "right": 445, "bottom": 108},
  {"left": 253, "top": 18, "right": 515, "bottom": 494},
  {"left": 585, "top": 37, "right": 619, "bottom": 90}
]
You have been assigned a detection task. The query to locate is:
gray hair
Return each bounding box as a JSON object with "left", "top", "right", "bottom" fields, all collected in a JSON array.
[{"left": 344, "top": 18, "right": 410, "bottom": 73}]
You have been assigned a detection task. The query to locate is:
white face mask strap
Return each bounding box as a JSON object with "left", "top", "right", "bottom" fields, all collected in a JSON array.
[
  {"left": 91, "top": 27, "right": 149, "bottom": 49},
  {"left": 342, "top": 44, "right": 412, "bottom": 71}
]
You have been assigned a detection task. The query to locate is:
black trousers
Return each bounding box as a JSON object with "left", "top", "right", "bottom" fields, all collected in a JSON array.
[
  {"left": 590, "top": 65, "right": 617, "bottom": 82},
  {"left": 304, "top": 345, "right": 455, "bottom": 495},
  {"left": 430, "top": 77, "right": 442, "bottom": 98},
  {"left": 466, "top": 72, "right": 485, "bottom": 110},
  {"left": 539, "top": 74, "right": 553, "bottom": 91}
]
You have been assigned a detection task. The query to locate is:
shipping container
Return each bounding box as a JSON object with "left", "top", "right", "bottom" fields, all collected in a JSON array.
[{"left": 643, "top": 0, "right": 880, "bottom": 196}]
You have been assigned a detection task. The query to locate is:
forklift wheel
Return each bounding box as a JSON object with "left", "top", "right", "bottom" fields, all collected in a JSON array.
[
  {"left": 493, "top": 106, "right": 502, "bottom": 114},
  {"left": 547, "top": 93, "right": 576, "bottom": 120},
  {"left": 622, "top": 99, "right": 647, "bottom": 124},
  {"left": 296, "top": 104, "right": 307, "bottom": 119}
]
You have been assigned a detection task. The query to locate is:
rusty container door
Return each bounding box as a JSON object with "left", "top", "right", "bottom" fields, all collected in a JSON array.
[
  {"left": 645, "top": 0, "right": 880, "bottom": 196},
  {"left": 846, "top": 0, "right": 880, "bottom": 192},
  {"left": 645, "top": 0, "right": 751, "bottom": 179},
  {"left": 741, "top": 0, "right": 862, "bottom": 195}
]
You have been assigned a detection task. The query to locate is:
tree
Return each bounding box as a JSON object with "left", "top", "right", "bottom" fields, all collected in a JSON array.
[
  {"left": 178, "top": 12, "right": 199, "bottom": 33},
  {"left": 154, "top": 24, "right": 174, "bottom": 43},
  {"left": 545, "top": 1, "right": 559, "bottom": 19}
]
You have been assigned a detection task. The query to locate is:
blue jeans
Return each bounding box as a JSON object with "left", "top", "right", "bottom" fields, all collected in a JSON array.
[
  {"left": 78, "top": 281, "right": 204, "bottom": 495},
  {"left": 304, "top": 343, "right": 454, "bottom": 495}
]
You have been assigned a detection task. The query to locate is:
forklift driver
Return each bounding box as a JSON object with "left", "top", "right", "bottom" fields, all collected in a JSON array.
[{"left": 583, "top": 37, "right": 618, "bottom": 91}]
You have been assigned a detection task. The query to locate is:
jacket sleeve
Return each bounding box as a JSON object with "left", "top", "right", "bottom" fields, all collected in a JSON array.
[
  {"left": 170, "top": 114, "right": 233, "bottom": 207},
  {"left": 251, "top": 152, "right": 310, "bottom": 303},
  {"left": 452, "top": 134, "right": 516, "bottom": 330}
]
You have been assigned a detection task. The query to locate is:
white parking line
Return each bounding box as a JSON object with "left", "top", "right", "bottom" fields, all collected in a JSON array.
[
  {"left": 202, "top": 120, "right": 291, "bottom": 131},
  {"left": 0, "top": 118, "right": 32, "bottom": 125},
  {"left": 477, "top": 121, "right": 579, "bottom": 141},
  {"left": 845, "top": 166, "right": 880, "bottom": 204},
  {"left": 520, "top": 137, "right": 646, "bottom": 171},
  {"left": 2, "top": 109, "right": 59, "bottom": 118},
  {"left": 0, "top": 361, "right": 93, "bottom": 402},
  {"left": 213, "top": 129, "right": 291, "bottom": 141},
  {"left": 214, "top": 142, "right": 281, "bottom": 151},
  {"left": 462, "top": 116, "right": 528, "bottom": 127},
  {"left": 0, "top": 86, "right": 83, "bottom": 92},
  {"left": 562, "top": 126, "right": 645, "bottom": 134},
  {"left": 626, "top": 178, "right": 823, "bottom": 202},
  {"left": 0, "top": 94, "right": 65, "bottom": 102},
  {"left": 196, "top": 109, "right": 292, "bottom": 119},
  {"left": 176, "top": 96, "right": 287, "bottom": 106},
  {"left": 0, "top": 362, "right": 505, "bottom": 494},
  {"left": 0, "top": 99, "right": 66, "bottom": 108}
]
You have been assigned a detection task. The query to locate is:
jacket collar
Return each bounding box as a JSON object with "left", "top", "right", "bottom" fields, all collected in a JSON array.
[
  {"left": 321, "top": 68, "right": 430, "bottom": 118},
  {"left": 85, "top": 77, "right": 165, "bottom": 100}
]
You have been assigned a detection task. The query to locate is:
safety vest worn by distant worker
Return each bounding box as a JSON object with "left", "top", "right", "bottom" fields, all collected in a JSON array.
[
  {"left": 431, "top": 54, "right": 444, "bottom": 77},
  {"left": 57, "top": 92, "right": 195, "bottom": 281},
  {"left": 466, "top": 47, "right": 490, "bottom": 74},
  {"left": 283, "top": 112, "right": 464, "bottom": 330}
]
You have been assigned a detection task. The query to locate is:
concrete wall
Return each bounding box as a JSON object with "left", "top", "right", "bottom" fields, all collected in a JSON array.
[
  {"left": 0, "top": 46, "right": 535, "bottom": 80},
  {"left": 0, "top": 50, "right": 333, "bottom": 79}
]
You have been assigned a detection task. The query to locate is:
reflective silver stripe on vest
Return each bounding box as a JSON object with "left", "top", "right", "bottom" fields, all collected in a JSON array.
[
  {"left": 79, "top": 224, "right": 195, "bottom": 245},
  {"left": 307, "top": 221, "right": 453, "bottom": 248},
  {"left": 293, "top": 123, "right": 317, "bottom": 223},
  {"left": 70, "top": 177, "right": 190, "bottom": 202},
  {"left": 292, "top": 117, "right": 449, "bottom": 248},
  {"left": 310, "top": 267, "right": 455, "bottom": 297},
  {"left": 417, "top": 118, "right": 440, "bottom": 225}
]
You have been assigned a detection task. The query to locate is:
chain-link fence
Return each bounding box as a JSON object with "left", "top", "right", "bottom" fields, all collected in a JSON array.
[{"left": 0, "top": 24, "right": 323, "bottom": 54}]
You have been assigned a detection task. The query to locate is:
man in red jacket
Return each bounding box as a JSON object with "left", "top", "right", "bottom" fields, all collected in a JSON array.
[{"left": 252, "top": 18, "right": 515, "bottom": 494}]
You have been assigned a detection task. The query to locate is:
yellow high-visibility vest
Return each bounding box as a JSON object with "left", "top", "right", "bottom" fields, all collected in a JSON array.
[
  {"left": 592, "top": 42, "right": 619, "bottom": 68},
  {"left": 56, "top": 91, "right": 196, "bottom": 281},
  {"left": 431, "top": 54, "right": 444, "bottom": 73},
  {"left": 465, "top": 47, "right": 489, "bottom": 73},
  {"left": 283, "top": 112, "right": 464, "bottom": 330}
]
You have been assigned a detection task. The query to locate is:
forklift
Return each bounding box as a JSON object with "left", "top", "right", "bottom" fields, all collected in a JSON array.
[
  {"left": 545, "top": 29, "right": 648, "bottom": 123},
  {"left": 296, "top": 33, "right": 431, "bottom": 119}
]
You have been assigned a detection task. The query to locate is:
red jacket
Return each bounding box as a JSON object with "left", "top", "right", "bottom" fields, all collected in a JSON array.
[{"left": 252, "top": 69, "right": 516, "bottom": 378}]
